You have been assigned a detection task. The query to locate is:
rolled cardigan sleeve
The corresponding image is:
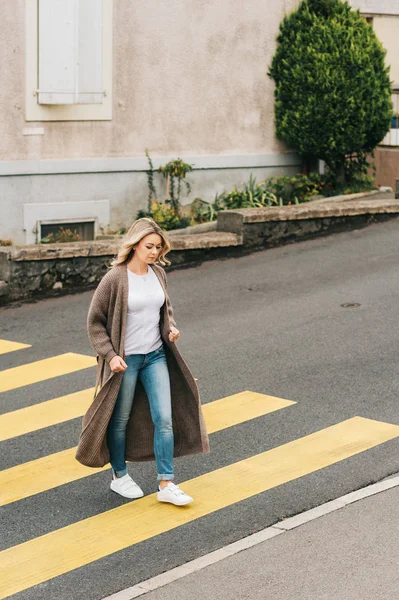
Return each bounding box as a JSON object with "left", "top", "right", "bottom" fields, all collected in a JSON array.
[
  {"left": 87, "top": 273, "right": 118, "bottom": 364},
  {"left": 160, "top": 267, "right": 177, "bottom": 329}
]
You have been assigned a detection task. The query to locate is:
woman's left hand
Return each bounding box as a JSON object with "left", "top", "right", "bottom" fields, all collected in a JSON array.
[{"left": 169, "top": 326, "right": 180, "bottom": 343}]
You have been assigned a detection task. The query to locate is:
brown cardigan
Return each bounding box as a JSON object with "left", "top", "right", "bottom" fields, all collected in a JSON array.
[{"left": 75, "top": 262, "right": 210, "bottom": 468}]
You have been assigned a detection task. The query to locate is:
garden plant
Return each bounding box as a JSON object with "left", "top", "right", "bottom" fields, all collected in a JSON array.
[{"left": 268, "top": 0, "right": 393, "bottom": 185}]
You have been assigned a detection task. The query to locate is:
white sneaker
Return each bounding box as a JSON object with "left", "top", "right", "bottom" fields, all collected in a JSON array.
[
  {"left": 110, "top": 473, "right": 144, "bottom": 499},
  {"left": 157, "top": 482, "right": 193, "bottom": 506}
]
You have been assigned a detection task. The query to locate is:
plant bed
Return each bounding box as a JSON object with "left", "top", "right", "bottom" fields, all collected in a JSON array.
[{"left": 217, "top": 192, "right": 399, "bottom": 247}]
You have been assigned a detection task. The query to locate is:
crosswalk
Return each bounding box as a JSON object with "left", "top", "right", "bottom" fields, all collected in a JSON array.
[
  {"left": 0, "top": 352, "right": 96, "bottom": 393},
  {"left": 0, "top": 339, "right": 31, "bottom": 356},
  {"left": 0, "top": 387, "right": 96, "bottom": 441},
  {"left": 1, "top": 337, "right": 399, "bottom": 600},
  {"left": 1, "top": 391, "right": 295, "bottom": 506}
]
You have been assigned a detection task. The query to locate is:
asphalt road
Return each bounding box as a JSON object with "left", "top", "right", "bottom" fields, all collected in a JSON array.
[{"left": 1, "top": 217, "right": 399, "bottom": 600}]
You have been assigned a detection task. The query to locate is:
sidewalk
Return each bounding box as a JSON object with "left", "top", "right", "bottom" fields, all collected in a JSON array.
[{"left": 105, "top": 475, "right": 399, "bottom": 600}]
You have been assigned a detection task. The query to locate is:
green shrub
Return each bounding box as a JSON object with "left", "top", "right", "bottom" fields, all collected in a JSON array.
[
  {"left": 217, "top": 174, "right": 279, "bottom": 210},
  {"left": 190, "top": 198, "right": 219, "bottom": 223},
  {"left": 321, "top": 172, "right": 376, "bottom": 196},
  {"left": 158, "top": 158, "right": 193, "bottom": 217},
  {"left": 143, "top": 151, "right": 194, "bottom": 228},
  {"left": 191, "top": 174, "right": 321, "bottom": 224},
  {"left": 268, "top": 0, "right": 393, "bottom": 183},
  {"left": 213, "top": 173, "right": 325, "bottom": 213},
  {"left": 265, "top": 173, "right": 323, "bottom": 203},
  {"left": 138, "top": 168, "right": 377, "bottom": 232},
  {"left": 144, "top": 201, "right": 190, "bottom": 231}
]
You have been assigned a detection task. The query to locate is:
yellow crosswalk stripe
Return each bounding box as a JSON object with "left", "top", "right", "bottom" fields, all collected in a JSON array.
[
  {"left": 0, "top": 417, "right": 398, "bottom": 599},
  {"left": 204, "top": 391, "right": 294, "bottom": 433},
  {"left": 0, "top": 388, "right": 96, "bottom": 441},
  {"left": 0, "top": 339, "right": 31, "bottom": 355},
  {"left": 0, "top": 389, "right": 293, "bottom": 442},
  {"left": 0, "top": 391, "right": 295, "bottom": 505},
  {"left": 0, "top": 353, "right": 96, "bottom": 393}
]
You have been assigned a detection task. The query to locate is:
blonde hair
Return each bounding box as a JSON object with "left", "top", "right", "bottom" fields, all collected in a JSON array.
[{"left": 110, "top": 218, "right": 171, "bottom": 268}]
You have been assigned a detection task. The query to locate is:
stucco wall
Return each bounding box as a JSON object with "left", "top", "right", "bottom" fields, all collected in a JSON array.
[
  {"left": 0, "top": 162, "right": 301, "bottom": 245},
  {"left": 349, "top": 2, "right": 399, "bottom": 82},
  {"left": 350, "top": 1, "right": 399, "bottom": 15},
  {"left": 0, "top": 0, "right": 305, "bottom": 244},
  {"left": 0, "top": 0, "right": 300, "bottom": 161},
  {"left": 349, "top": 2, "right": 399, "bottom": 192},
  {"left": 372, "top": 16, "right": 399, "bottom": 83}
]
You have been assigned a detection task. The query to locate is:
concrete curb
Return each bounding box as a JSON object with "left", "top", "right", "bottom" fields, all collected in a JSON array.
[
  {"left": 217, "top": 195, "right": 399, "bottom": 229},
  {"left": 101, "top": 473, "right": 399, "bottom": 600},
  {"left": 309, "top": 189, "right": 388, "bottom": 204}
]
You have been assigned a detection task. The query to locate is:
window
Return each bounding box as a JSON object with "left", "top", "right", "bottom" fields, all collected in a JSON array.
[
  {"left": 40, "top": 220, "right": 95, "bottom": 242},
  {"left": 380, "top": 89, "right": 399, "bottom": 147},
  {"left": 23, "top": 200, "right": 110, "bottom": 245},
  {"left": 26, "top": 0, "right": 112, "bottom": 120}
]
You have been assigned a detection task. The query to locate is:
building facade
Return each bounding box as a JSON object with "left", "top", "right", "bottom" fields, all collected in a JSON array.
[
  {"left": 0, "top": 0, "right": 301, "bottom": 245},
  {"left": 1, "top": 0, "right": 397, "bottom": 246},
  {"left": 350, "top": 1, "right": 399, "bottom": 189}
]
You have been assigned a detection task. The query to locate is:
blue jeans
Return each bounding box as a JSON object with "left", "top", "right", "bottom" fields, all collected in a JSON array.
[{"left": 106, "top": 344, "right": 174, "bottom": 481}]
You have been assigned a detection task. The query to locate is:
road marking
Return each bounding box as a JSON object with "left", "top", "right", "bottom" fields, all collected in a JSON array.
[
  {"left": 0, "top": 389, "right": 294, "bottom": 442},
  {"left": 102, "top": 474, "right": 399, "bottom": 600},
  {"left": 0, "top": 353, "right": 96, "bottom": 393},
  {"left": 0, "top": 339, "right": 31, "bottom": 355},
  {"left": 0, "top": 388, "right": 96, "bottom": 441},
  {"left": 202, "top": 391, "right": 295, "bottom": 433},
  {"left": 0, "top": 391, "right": 295, "bottom": 505},
  {"left": 0, "top": 417, "right": 398, "bottom": 599}
]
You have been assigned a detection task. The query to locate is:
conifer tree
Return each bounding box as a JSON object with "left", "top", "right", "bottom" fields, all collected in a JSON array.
[{"left": 268, "top": 0, "right": 392, "bottom": 182}]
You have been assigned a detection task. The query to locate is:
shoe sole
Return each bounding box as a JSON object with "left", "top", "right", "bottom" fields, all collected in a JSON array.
[
  {"left": 157, "top": 496, "right": 193, "bottom": 506},
  {"left": 110, "top": 484, "right": 144, "bottom": 500}
]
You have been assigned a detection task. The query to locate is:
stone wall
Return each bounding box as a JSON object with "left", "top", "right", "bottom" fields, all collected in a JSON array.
[
  {"left": 1, "top": 191, "right": 398, "bottom": 306},
  {"left": 240, "top": 214, "right": 399, "bottom": 248},
  {"left": 0, "top": 233, "right": 242, "bottom": 304}
]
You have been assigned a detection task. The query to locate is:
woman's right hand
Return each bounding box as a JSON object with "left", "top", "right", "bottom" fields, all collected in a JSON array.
[{"left": 109, "top": 355, "right": 128, "bottom": 373}]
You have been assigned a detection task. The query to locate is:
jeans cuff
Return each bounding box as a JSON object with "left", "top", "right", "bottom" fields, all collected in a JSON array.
[
  {"left": 113, "top": 467, "right": 128, "bottom": 478},
  {"left": 157, "top": 473, "right": 174, "bottom": 481}
]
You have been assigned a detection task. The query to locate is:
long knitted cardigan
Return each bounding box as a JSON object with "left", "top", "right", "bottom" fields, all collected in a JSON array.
[{"left": 75, "top": 262, "right": 210, "bottom": 468}]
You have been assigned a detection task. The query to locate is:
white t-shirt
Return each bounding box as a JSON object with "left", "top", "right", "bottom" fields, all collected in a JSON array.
[{"left": 124, "top": 266, "right": 166, "bottom": 355}]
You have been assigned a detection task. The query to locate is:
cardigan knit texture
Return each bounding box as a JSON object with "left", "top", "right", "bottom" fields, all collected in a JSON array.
[{"left": 75, "top": 262, "right": 210, "bottom": 468}]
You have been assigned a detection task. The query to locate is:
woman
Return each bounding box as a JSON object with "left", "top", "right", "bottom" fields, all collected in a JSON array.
[{"left": 75, "top": 218, "right": 210, "bottom": 506}]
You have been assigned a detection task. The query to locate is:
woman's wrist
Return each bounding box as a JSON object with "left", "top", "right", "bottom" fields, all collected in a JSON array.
[{"left": 105, "top": 349, "right": 118, "bottom": 363}]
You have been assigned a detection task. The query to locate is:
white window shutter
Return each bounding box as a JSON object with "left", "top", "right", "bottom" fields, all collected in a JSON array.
[
  {"left": 381, "top": 92, "right": 399, "bottom": 147},
  {"left": 393, "top": 92, "right": 399, "bottom": 146},
  {"left": 38, "top": 0, "right": 103, "bottom": 105},
  {"left": 77, "top": 0, "right": 103, "bottom": 104},
  {"left": 38, "top": 0, "right": 77, "bottom": 104}
]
